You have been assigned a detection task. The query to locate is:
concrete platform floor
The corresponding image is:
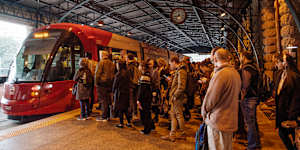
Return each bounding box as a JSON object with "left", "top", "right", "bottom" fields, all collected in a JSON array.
[{"left": 0, "top": 105, "right": 286, "bottom": 150}]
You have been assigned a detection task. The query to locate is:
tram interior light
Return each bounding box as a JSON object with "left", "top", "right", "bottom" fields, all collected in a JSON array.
[{"left": 34, "top": 32, "right": 49, "bottom": 39}]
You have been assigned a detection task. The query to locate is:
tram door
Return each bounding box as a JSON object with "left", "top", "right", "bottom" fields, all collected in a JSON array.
[{"left": 39, "top": 34, "right": 83, "bottom": 112}]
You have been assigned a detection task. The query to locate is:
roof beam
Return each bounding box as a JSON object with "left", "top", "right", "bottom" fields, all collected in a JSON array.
[
  {"left": 58, "top": 0, "right": 90, "bottom": 22},
  {"left": 88, "top": 0, "right": 141, "bottom": 25},
  {"left": 63, "top": 0, "right": 191, "bottom": 52},
  {"left": 143, "top": 0, "right": 198, "bottom": 48},
  {"left": 192, "top": 6, "right": 214, "bottom": 48}
]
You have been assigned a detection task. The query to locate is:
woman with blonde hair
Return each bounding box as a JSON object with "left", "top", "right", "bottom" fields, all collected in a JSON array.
[{"left": 73, "top": 58, "right": 93, "bottom": 120}]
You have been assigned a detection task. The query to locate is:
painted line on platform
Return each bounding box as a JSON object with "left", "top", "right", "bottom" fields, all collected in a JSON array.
[{"left": 0, "top": 109, "right": 80, "bottom": 141}]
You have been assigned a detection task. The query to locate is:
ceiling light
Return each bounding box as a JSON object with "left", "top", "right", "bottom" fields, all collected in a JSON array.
[
  {"left": 98, "top": 21, "right": 104, "bottom": 27},
  {"left": 220, "top": 12, "right": 226, "bottom": 17},
  {"left": 286, "top": 46, "right": 298, "bottom": 49}
]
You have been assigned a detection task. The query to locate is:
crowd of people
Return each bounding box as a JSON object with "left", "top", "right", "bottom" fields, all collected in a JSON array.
[{"left": 73, "top": 47, "right": 300, "bottom": 150}]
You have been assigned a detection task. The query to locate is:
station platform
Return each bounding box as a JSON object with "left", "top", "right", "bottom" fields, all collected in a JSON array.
[{"left": 0, "top": 106, "right": 285, "bottom": 150}]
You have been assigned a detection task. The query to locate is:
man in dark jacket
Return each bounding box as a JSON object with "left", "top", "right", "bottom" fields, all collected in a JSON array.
[
  {"left": 275, "top": 54, "right": 300, "bottom": 150},
  {"left": 240, "top": 51, "right": 261, "bottom": 150},
  {"left": 161, "top": 56, "right": 187, "bottom": 142},
  {"left": 95, "top": 51, "right": 115, "bottom": 121}
]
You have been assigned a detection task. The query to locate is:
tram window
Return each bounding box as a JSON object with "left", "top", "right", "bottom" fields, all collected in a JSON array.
[
  {"left": 127, "top": 50, "right": 137, "bottom": 57},
  {"left": 47, "top": 46, "right": 72, "bottom": 81}
]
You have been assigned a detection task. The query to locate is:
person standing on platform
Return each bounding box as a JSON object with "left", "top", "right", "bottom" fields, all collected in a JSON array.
[
  {"left": 161, "top": 56, "right": 187, "bottom": 142},
  {"left": 95, "top": 51, "right": 115, "bottom": 121},
  {"left": 275, "top": 54, "right": 300, "bottom": 150},
  {"left": 201, "top": 48, "right": 241, "bottom": 150},
  {"left": 240, "top": 51, "right": 261, "bottom": 150},
  {"left": 147, "top": 59, "right": 160, "bottom": 123},
  {"left": 137, "top": 62, "right": 154, "bottom": 134},
  {"left": 127, "top": 54, "right": 140, "bottom": 120},
  {"left": 73, "top": 58, "right": 93, "bottom": 120},
  {"left": 112, "top": 61, "right": 132, "bottom": 128}
]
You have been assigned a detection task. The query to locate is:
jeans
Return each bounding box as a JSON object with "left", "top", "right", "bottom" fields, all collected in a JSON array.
[
  {"left": 241, "top": 97, "right": 261, "bottom": 150},
  {"left": 97, "top": 87, "right": 111, "bottom": 119},
  {"left": 80, "top": 99, "right": 90, "bottom": 118}
]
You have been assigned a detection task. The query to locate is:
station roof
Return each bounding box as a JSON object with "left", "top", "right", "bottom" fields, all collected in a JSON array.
[{"left": 1, "top": 0, "right": 251, "bottom": 53}]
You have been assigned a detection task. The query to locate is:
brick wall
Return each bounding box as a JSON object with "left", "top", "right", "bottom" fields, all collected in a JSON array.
[
  {"left": 278, "top": 0, "right": 300, "bottom": 70},
  {"left": 261, "top": 0, "right": 276, "bottom": 79}
]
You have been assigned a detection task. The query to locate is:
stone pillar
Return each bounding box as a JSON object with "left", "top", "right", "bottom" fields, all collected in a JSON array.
[
  {"left": 261, "top": 0, "right": 276, "bottom": 79},
  {"left": 278, "top": 0, "right": 300, "bottom": 70}
]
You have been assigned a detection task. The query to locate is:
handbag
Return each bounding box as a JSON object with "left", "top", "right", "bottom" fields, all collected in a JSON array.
[
  {"left": 195, "top": 123, "right": 208, "bottom": 150},
  {"left": 72, "top": 83, "right": 78, "bottom": 96}
]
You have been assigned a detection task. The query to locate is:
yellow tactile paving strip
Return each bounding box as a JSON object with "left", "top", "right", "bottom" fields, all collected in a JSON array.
[{"left": 0, "top": 109, "right": 80, "bottom": 141}]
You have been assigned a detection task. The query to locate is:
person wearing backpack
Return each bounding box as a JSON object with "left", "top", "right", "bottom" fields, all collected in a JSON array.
[
  {"left": 161, "top": 56, "right": 187, "bottom": 142},
  {"left": 95, "top": 51, "right": 115, "bottom": 121},
  {"left": 127, "top": 54, "right": 141, "bottom": 120},
  {"left": 73, "top": 58, "right": 93, "bottom": 120},
  {"left": 240, "top": 51, "right": 261, "bottom": 150},
  {"left": 137, "top": 61, "right": 155, "bottom": 134}
]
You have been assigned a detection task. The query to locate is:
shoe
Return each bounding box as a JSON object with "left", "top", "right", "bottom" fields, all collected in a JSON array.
[
  {"left": 161, "top": 135, "right": 175, "bottom": 142},
  {"left": 77, "top": 116, "right": 86, "bottom": 121},
  {"left": 115, "top": 124, "right": 124, "bottom": 128},
  {"left": 140, "top": 130, "right": 150, "bottom": 135},
  {"left": 96, "top": 117, "right": 108, "bottom": 122},
  {"left": 177, "top": 132, "right": 187, "bottom": 140},
  {"left": 126, "top": 123, "right": 132, "bottom": 128}
]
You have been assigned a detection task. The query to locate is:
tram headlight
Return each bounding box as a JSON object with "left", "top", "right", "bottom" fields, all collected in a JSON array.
[
  {"left": 31, "top": 92, "right": 39, "bottom": 97},
  {"left": 31, "top": 85, "right": 41, "bottom": 91}
]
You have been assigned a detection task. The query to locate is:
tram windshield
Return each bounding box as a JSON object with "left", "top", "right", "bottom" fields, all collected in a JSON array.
[{"left": 8, "top": 29, "right": 63, "bottom": 83}]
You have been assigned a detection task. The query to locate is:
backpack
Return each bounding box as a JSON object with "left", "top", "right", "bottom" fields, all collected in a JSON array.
[
  {"left": 243, "top": 64, "right": 271, "bottom": 101},
  {"left": 128, "top": 63, "right": 140, "bottom": 85}
]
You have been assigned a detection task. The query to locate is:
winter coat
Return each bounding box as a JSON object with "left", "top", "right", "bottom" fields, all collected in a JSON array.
[
  {"left": 275, "top": 68, "right": 300, "bottom": 128},
  {"left": 169, "top": 64, "right": 187, "bottom": 101},
  {"left": 201, "top": 64, "right": 241, "bottom": 132},
  {"left": 112, "top": 69, "right": 131, "bottom": 112},
  {"left": 138, "top": 72, "right": 153, "bottom": 109},
  {"left": 73, "top": 67, "right": 93, "bottom": 100},
  {"left": 95, "top": 58, "right": 115, "bottom": 88}
]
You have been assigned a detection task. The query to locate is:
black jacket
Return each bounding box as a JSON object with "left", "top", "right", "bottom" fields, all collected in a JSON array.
[
  {"left": 275, "top": 67, "right": 300, "bottom": 128},
  {"left": 112, "top": 69, "right": 130, "bottom": 112}
]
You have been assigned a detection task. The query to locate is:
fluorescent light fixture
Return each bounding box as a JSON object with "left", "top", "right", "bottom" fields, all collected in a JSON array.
[
  {"left": 286, "top": 46, "right": 298, "bottom": 49},
  {"left": 220, "top": 12, "right": 226, "bottom": 17}
]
